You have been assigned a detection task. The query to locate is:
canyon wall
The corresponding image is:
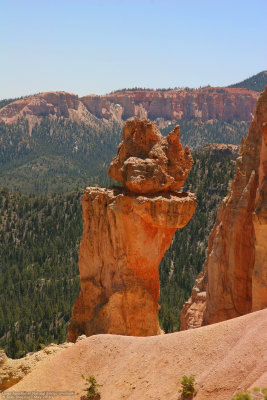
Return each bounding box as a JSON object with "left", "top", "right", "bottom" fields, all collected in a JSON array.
[
  {"left": 252, "top": 121, "right": 267, "bottom": 311},
  {"left": 181, "top": 86, "right": 267, "bottom": 329},
  {"left": 104, "top": 87, "right": 258, "bottom": 122},
  {"left": 68, "top": 118, "right": 196, "bottom": 341},
  {"left": 0, "top": 88, "right": 259, "bottom": 125}
]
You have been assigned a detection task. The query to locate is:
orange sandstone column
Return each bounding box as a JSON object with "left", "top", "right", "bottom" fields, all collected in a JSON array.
[{"left": 68, "top": 117, "right": 196, "bottom": 341}]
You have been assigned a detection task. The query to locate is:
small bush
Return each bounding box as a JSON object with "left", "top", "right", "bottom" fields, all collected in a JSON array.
[
  {"left": 231, "top": 388, "right": 267, "bottom": 400},
  {"left": 178, "top": 375, "right": 197, "bottom": 399},
  {"left": 231, "top": 392, "right": 252, "bottom": 400},
  {"left": 81, "top": 375, "right": 103, "bottom": 400}
]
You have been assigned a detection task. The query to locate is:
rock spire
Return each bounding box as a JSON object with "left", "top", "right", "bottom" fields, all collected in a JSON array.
[{"left": 68, "top": 118, "right": 196, "bottom": 341}]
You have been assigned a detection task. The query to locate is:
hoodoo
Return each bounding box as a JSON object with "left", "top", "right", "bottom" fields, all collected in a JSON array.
[
  {"left": 181, "top": 86, "right": 267, "bottom": 330},
  {"left": 68, "top": 117, "right": 196, "bottom": 341}
]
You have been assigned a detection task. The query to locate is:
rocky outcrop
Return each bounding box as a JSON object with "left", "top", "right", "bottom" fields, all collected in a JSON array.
[
  {"left": 0, "top": 342, "right": 74, "bottom": 392},
  {"left": 0, "top": 87, "right": 259, "bottom": 125},
  {"left": 68, "top": 119, "right": 196, "bottom": 341},
  {"left": 181, "top": 87, "right": 267, "bottom": 330},
  {"left": 108, "top": 118, "right": 193, "bottom": 193},
  {"left": 0, "top": 92, "right": 79, "bottom": 122},
  {"left": 180, "top": 271, "right": 207, "bottom": 331},
  {"left": 201, "top": 143, "right": 239, "bottom": 160},
  {"left": 0, "top": 91, "right": 117, "bottom": 127}
]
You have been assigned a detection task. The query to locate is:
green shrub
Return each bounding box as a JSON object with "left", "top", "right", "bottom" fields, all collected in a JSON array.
[
  {"left": 231, "top": 388, "right": 267, "bottom": 400},
  {"left": 81, "top": 375, "right": 103, "bottom": 400},
  {"left": 231, "top": 392, "right": 252, "bottom": 400},
  {"left": 178, "top": 375, "right": 197, "bottom": 399}
]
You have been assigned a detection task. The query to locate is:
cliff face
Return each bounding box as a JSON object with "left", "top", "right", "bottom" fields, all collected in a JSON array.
[
  {"left": 181, "top": 87, "right": 267, "bottom": 330},
  {"left": 68, "top": 118, "right": 196, "bottom": 341},
  {"left": 0, "top": 92, "right": 80, "bottom": 122},
  {"left": 252, "top": 121, "right": 267, "bottom": 311},
  {"left": 104, "top": 87, "right": 258, "bottom": 122},
  {"left": 0, "top": 87, "right": 259, "bottom": 125}
]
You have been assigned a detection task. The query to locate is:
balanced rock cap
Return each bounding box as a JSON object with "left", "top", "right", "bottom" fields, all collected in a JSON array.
[{"left": 108, "top": 117, "right": 193, "bottom": 194}]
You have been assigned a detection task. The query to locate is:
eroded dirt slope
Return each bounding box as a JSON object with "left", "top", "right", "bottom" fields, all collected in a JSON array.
[{"left": 3, "top": 308, "right": 267, "bottom": 400}]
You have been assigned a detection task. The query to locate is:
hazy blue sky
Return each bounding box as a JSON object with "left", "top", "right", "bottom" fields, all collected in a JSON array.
[{"left": 1, "top": 0, "right": 266, "bottom": 99}]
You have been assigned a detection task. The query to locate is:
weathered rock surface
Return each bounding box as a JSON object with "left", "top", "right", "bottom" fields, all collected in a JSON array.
[
  {"left": 0, "top": 91, "right": 121, "bottom": 127},
  {"left": 87, "top": 87, "right": 259, "bottom": 122},
  {"left": 68, "top": 187, "right": 196, "bottom": 341},
  {"left": 180, "top": 271, "right": 207, "bottom": 330},
  {"left": 0, "top": 342, "right": 73, "bottom": 392},
  {"left": 0, "top": 87, "right": 259, "bottom": 125},
  {"left": 181, "top": 86, "right": 267, "bottom": 329},
  {"left": 252, "top": 120, "right": 267, "bottom": 311},
  {"left": 0, "top": 92, "right": 79, "bottom": 123},
  {"left": 108, "top": 118, "right": 193, "bottom": 193}
]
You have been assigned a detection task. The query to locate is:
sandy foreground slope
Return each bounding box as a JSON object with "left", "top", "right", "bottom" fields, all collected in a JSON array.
[{"left": 2, "top": 308, "right": 267, "bottom": 400}]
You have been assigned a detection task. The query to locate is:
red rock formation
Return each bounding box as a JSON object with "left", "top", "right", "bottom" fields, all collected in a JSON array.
[
  {"left": 108, "top": 118, "right": 193, "bottom": 194},
  {"left": 87, "top": 87, "right": 259, "bottom": 122},
  {"left": 180, "top": 271, "right": 207, "bottom": 331},
  {"left": 68, "top": 119, "right": 196, "bottom": 341},
  {"left": 252, "top": 121, "right": 267, "bottom": 311},
  {"left": 68, "top": 187, "right": 196, "bottom": 341},
  {"left": 181, "top": 87, "right": 267, "bottom": 329},
  {"left": 0, "top": 92, "right": 79, "bottom": 123},
  {"left": 0, "top": 87, "right": 259, "bottom": 125}
]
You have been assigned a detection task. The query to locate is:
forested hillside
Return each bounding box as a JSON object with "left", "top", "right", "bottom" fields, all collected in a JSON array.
[
  {"left": 159, "top": 146, "right": 237, "bottom": 331},
  {"left": 0, "top": 118, "right": 120, "bottom": 193},
  {"left": 0, "top": 117, "right": 247, "bottom": 194},
  {"left": 161, "top": 119, "right": 249, "bottom": 149},
  {"left": 0, "top": 189, "right": 82, "bottom": 357},
  {"left": 0, "top": 145, "right": 237, "bottom": 357},
  {"left": 228, "top": 70, "right": 267, "bottom": 92},
  {"left": 0, "top": 98, "right": 20, "bottom": 110}
]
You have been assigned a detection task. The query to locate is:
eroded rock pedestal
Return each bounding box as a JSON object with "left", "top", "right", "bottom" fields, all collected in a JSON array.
[
  {"left": 181, "top": 87, "right": 267, "bottom": 330},
  {"left": 68, "top": 188, "right": 195, "bottom": 341},
  {"left": 68, "top": 118, "right": 196, "bottom": 341}
]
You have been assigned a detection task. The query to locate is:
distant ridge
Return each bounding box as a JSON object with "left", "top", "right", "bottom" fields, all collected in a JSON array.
[
  {"left": 1, "top": 72, "right": 265, "bottom": 111},
  {"left": 228, "top": 70, "right": 267, "bottom": 92},
  {"left": 0, "top": 87, "right": 259, "bottom": 125}
]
